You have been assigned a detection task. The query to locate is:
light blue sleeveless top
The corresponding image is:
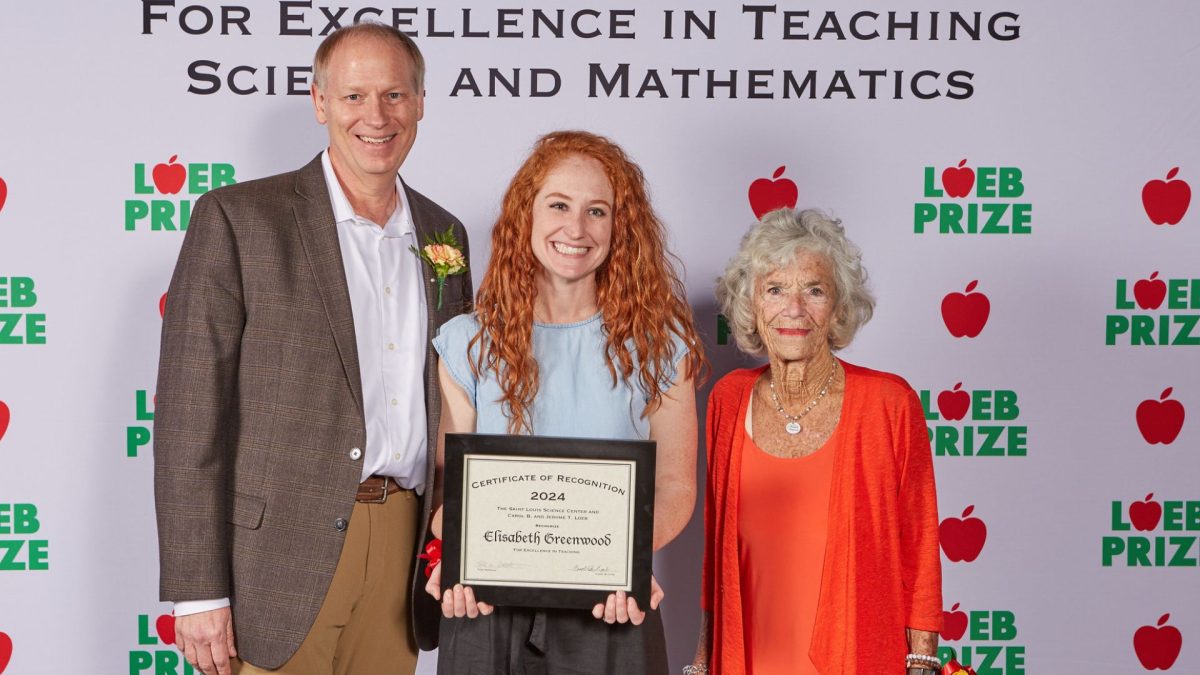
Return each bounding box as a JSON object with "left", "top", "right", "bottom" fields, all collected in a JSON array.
[{"left": 432, "top": 312, "right": 687, "bottom": 439}]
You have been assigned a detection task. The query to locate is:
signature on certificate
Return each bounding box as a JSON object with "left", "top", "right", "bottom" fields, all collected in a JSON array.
[{"left": 570, "top": 563, "right": 615, "bottom": 574}]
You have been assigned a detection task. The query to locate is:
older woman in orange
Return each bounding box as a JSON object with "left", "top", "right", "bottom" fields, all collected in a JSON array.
[
  {"left": 689, "top": 208, "right": 942, "bottom": 675},
  {"left": 425, "top": 130, "right": 708, "bottom": 674}
]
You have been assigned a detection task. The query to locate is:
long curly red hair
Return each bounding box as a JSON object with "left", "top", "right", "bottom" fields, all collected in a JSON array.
[{"left": 471, "top": 130, "right": 708, "bottom": 434}]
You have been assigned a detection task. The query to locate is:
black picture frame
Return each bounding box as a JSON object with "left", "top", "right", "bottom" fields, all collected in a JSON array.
[{"left": 442, "top": 433, "right": 656, "bottom": 610}]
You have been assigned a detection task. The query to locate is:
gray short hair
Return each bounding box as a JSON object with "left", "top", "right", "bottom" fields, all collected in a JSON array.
[
  {"left": 313, "top": 22, "right": 425, "bottom": 92},
  {"left": 715, "top": 208, "right": 875, "bottom": 356}
]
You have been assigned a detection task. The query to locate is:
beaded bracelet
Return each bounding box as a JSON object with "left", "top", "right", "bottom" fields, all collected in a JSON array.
[{"left": 906, "top": 653, "right": 941, "bottom": 668}]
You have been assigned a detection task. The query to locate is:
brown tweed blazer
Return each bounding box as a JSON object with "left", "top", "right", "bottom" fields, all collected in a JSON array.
[{"left": 154, "top": 154, "right": 470, "bottom": 668}]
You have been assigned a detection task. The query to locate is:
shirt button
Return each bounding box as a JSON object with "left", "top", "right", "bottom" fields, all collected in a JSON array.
[
  {"left": 387, "top": 343, "right": 396, "bottom": 351},
  {"left": 394, "top": 453, "right": 402, "bottom": 461},
  {"left": 384, "top": 286, "right": 392, "bottom": 295},
  {"left": 349, "top": 447, "right": 362, "bottom": 460},
  {"left": 391, "top": 398, "right": 398, "bottom": 406},
  {"left": 334, "top": 518, "right": 348, "bottom": 531}
]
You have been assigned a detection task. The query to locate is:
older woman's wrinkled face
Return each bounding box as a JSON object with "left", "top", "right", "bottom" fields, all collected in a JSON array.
[{"left": 754, "top": 250, "right": 837, "bottom": 363}]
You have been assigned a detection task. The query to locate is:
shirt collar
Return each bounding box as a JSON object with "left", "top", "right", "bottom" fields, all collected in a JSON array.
[{"left": 320, "top": 149, "right": 413, "bottom": 237}]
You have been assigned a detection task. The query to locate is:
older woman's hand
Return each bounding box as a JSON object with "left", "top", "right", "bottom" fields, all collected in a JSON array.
[{"left": 591, "top": 575, "right": 663, "bottom": 625}]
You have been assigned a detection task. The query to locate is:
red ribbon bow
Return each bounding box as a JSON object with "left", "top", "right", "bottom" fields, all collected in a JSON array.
[
  {"left": 942, "top": 659, "right": 977, "bottom": 675},
  {"left": 417, "top": 538, "right": 442, "bottom": 578}
]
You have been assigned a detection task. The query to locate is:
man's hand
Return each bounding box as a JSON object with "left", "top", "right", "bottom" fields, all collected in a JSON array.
[
  {"left": 176, "top": 607, "right": 237, "bottom": 675},
  {"left": 591, "top": 575, "right": 664, "bottom": 626}
]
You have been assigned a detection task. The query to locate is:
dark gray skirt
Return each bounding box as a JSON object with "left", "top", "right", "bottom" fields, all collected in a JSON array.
[{"left": 436, "top": 607, "right": 668, "bottom": 675}]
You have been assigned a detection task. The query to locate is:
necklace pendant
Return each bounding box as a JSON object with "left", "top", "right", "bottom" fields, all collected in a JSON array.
[{"left": 785, "top": 421, "right": 802, "bottom": 435}]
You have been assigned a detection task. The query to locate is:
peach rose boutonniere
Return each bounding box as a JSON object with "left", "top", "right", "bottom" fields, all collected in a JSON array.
[{"left": 411, "top": 225, "right": 468, "bottom": 310}]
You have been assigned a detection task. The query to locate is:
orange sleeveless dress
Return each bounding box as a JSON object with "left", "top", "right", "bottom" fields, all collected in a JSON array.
[{"left": 737, "top": 403, "right": 835, "bottom": 675}]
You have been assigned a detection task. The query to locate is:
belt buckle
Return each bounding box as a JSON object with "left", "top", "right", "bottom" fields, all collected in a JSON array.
[{"left": 362, "top": 477, "right": 390, "bottom": 504}]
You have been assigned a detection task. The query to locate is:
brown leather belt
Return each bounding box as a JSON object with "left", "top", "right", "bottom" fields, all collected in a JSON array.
[{"left": 356, "top": 475, "right": 403, "bottom": 503}]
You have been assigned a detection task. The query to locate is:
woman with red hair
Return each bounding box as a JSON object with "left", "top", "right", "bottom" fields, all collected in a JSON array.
[{"left": 425, "top": 130, "right": 707, "bottom": 674}]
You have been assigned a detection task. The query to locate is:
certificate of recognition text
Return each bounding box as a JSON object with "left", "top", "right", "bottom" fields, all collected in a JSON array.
[{"left": 459, "top": 454, "right": 636, "bottom": 592}]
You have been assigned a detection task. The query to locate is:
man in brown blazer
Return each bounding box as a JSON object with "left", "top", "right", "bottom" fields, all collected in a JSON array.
[{"left": 154, "top": 23, "right": 469, "bottom": 675}]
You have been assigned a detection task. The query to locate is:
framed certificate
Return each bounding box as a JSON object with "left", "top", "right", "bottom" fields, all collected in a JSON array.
[{"left": 441, "top": 433, "right": 656, "bottom": 610}]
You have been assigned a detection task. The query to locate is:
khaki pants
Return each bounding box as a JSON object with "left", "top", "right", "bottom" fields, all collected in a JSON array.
[{"left": 236, "top": 490, "right": 419, "bottom": 675}]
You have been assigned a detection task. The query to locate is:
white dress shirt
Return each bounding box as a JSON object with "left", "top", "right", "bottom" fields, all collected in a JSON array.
[
  {"left": 174, "top": 151, "right": 429, "bottom": 617},
  {"left": 321, "top": 150, "right": 429, "bottom": 490}
]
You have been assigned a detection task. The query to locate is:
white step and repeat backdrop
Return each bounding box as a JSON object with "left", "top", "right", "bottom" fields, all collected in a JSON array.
[{"left": 1, "top": 2, "right": 1198, "bottom": 673}]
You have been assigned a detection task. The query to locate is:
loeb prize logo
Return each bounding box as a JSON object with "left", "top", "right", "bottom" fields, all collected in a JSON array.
[
  {"left": 0, "top": 276, "right": 47, "bottom": 345},
  {"left": 1135, "top": 614, "right": 1184, "bottom": 670},
  {"left": 942, "top": 281, "right": 991, "bottom": 338},
  {"left": 0, "top": 502, "right": 48, "bottom": 571},
  {"left": 1103, "top": 494, "right": 1199, "bottom": 567},
  {"left": 1106, "top": 272, "right": 1200, "bottom": 346},
  {"left": 939, "top": 604, "right": 1026, "bottom": 674},
  {"left": 940, "top": 505, "right": 987, "bottom": 563},
  {"left": 915, "top": 159, "right": 1031, "bottom": 234},
  {"left": 748, "top": 166, "right": 799, "bottom": 218},
  {"left": 128, "top": 390, "right": 156, "bottom": 457},
  {"left": 125, "top": 155, "right": 236, "bottom": 232},
  {"left": 130, "top": 612, "right": 194, "bottom": 674},
  {"left": 1137, "top": 388, "right": 1186, "bottom": 445},
  {"left": 921, "top": 383, "right": 1026, "bottom": 457},
  {"left": 1142, "top": 168, "right": 1191, "bottom": 226}
]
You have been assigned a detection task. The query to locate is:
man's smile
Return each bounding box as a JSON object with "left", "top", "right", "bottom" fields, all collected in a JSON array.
[{"left": 357, "top": 134, "right": 396, "bottom": 145}]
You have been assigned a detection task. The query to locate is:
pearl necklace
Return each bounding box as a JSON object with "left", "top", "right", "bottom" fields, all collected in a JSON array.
[{"left": 768, "top": 362, "right": 838, "bottom": 435}]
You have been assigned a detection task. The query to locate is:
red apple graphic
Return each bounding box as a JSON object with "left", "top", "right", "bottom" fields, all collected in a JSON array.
[
  {"left": 1129, "top": 493, "right": 1163, "bottom": 532},
  {"left": 153, "top": 155, "right": 187, "bottom": 195},
  {"left": 0, "top": 630, "right": 10, "bottom": 674},
  {"left": 1134, "top": 613, "right": 1183, "bottom": 670},
  {"left": 937, "top": 383, "right": 970, "bottom": 421},
  {"left": 0, "top": 401, "right": 9, "bottom": 443},
  {"left": 1143, "top": 168, "right": 1191, "bottom": 225},
  {"left": 940, "top": 505, "right": 987, "bottom": 563},
  {"left": 941, "top": 603, "right": 968, "bottom": 641},
  {"left": 941, "top": 281, "right": 991, "bottom": 338},
  {"left": 1134, "top": 272, "right": 1168, "bottom": 310},
  {"left": 0, "top": 176, "right": 8, "bottom": 214},
  {"left": 942, "top": 159, "right": 975, "bottom": 198},
  {"left": 159, "top": 292, "right": 168, "bottom": 319},
  {"left": 1137, "top": 388, "right": 1186, "bottom": 445},
  {"left": 155, "top": 613, "right": 176, "bottom": 645},
  {"left": 748, "top": 165, "right": 799, "bottom": 218}
]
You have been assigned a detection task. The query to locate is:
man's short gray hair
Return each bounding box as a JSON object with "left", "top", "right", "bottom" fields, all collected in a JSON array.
[
  {"left": 715, "top": 208, "right": 875, "bottom": 356},
  {"left": 313, "top": 22, "right": 425, "bottom": 91}
]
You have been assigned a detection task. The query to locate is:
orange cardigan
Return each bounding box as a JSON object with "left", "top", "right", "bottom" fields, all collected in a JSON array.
[{"left": 701, "top": 362, "right": 942, "bottom": 674}]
